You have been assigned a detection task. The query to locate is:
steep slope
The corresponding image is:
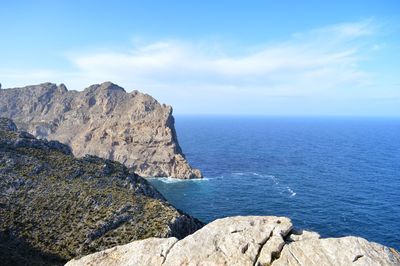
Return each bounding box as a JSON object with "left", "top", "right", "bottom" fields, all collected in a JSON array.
[
  {"left": 0, "top": 82, "right": 202, "bottom": 179},
  {"left": 66, "top": 216, "right": 400, "bottom": 266},
  {"left": 0, "top": 118, "right": 203, "bottom": 265}
]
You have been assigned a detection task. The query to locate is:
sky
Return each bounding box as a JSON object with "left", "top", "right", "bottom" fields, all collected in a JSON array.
[{"left": 0, "top": 0, "right": 399, "bottom": 116}]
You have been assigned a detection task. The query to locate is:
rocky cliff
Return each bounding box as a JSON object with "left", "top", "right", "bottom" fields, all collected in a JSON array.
[
  {"left": 66, "top": 216, "right": 400, "bottom": 266},
  {"left": 0, "top": 82, "right": 202, "bottom": 179},
  {"left": 0, "top": 118, "right": 203, "bottom": 265}
]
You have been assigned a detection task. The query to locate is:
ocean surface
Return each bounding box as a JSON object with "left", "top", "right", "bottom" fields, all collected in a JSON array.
[{"left": 147, "top": 116, "right": 400, "bottom": 249}]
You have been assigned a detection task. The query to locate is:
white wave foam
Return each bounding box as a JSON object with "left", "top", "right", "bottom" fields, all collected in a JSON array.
[
  {"left": 270, "top": 175, "right": 280, "bottom": 185},
  {"left": 146, "top": 177, "right": 209, "bottom": 183},
  {"left": 265, "top": 174, "right": 296, "bottom": 197},
  {"left": 215, "top": 171, "right": 297, "bottom": 198},
  {"left": 286, "top": 186, "right": 296, "bottom": 197},
  {"left": 233, "top": 172, "right": 270, "bottom": 178},
  {"left": 232, "top": 172, "right": 245, "bottom": 176}
]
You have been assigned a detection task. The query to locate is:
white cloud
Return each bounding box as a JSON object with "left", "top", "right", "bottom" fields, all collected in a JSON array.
[
  {"left": 67, "top": 20, "right": 373, "bottom": 93},
  {"left": 0, "top": 19, "right": 385, "bottom": 114}
]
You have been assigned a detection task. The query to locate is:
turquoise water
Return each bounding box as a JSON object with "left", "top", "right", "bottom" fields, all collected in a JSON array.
[{"left": 148, "top": 116, "right": 400, "bottom": 249}]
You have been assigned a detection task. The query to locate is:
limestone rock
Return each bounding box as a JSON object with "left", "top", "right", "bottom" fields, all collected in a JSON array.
[
  {"left": 256, "top": 233, "right": 286, "bottom": 266},
  {"left": 287, "top": 229, "right": 320, "bottom": 242},
  {"left": 273, "top": 236, "right": 400, "bottom": 266},
  {"left": 66, "top": 238, "right": 178, "bottom": 266},
  {"left": 66, "top": 216, "right": 400, "bottom": 266},
  {"left": 164, "top": 216, "right": 292, "bottom": 266},
  {"left": 0, "top": 82, "right": 202, "bottom": 179}
]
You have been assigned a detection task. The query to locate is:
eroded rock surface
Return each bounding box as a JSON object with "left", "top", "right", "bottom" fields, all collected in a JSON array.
[
  {"left": 163, "top": 216, "right": 292, "bottom": 266},
  {"left": 0, "top": 118, "right": 203, "bottom": 265},
  {"left": 65, "top": 238, "right": 178, "bottom": 266},
  {"left": 0, "top": 82, "right": 202, "bottom": 179},
  {"left": 274, "top": 236, "right": 400, "bottom": 266},
  {"left": 66, "top": 216, "right": 400, "bottom": 266}
]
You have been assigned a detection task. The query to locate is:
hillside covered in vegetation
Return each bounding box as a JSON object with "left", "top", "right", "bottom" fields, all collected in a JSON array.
[{"left": 0, "top": 118, "right": 202, "bottom": 265}]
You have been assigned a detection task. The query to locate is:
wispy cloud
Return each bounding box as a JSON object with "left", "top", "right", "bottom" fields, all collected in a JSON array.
[
  {"left": 0, "top": 19, "right": 388, "bottom": 114},
  {"left": 66, "top": 20, "right": 375, "bottom": 101}
]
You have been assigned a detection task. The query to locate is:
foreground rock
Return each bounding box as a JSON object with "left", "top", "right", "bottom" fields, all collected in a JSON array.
[
  {"left": 66, "top": 216, "right": 400, "bottom": 266},
  {"left": 0, "top": 82, "right": 202, "bottom": 179},
  {"left": 0, "top": 118, "right": 203, "bottom": 265},
  {"left": 275, "top": 236, "right": 400, "bottom": 266}
]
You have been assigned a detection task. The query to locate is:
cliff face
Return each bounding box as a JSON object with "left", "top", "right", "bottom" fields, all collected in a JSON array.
[
  {"left": 0, "top": 118, "right": 203, "bottom": 265},
  {"left": 66, "top": 216, "right": 400, "bottom": 266},
  {"left": 0, "top": 82, "right": 202, "bottom": 179}
]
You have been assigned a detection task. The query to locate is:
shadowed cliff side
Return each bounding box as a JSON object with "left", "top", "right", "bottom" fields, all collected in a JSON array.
[{"left": 0, "top": 82, "right": 202, "bottom": 179}]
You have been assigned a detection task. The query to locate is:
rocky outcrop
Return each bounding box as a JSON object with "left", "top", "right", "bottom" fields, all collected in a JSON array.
[
  {"left": 275, "top": 235, "right": 400, "bottom": 266},
  {"left": 0, "top": 118, "right": 203, "bottom": 265},
  {"left": 66, "top": 216, "right": 400, "bottom": 266},
  {"left": 0, "top": 82, "right": 202, "bottom": 179}
]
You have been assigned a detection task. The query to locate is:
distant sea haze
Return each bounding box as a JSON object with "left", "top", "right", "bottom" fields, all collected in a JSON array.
[{"left": 148, "top": 116, "right": 400, "bottom": 250}]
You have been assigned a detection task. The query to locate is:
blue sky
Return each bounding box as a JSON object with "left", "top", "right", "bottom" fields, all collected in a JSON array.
[{"left": 1, "top": 0, "right": 399, "bottom": 116}]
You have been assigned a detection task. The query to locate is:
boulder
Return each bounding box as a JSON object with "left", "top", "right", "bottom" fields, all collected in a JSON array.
[
  {"left": 274, "top": 236, "right": 400, "bottom": 266},
  {"left": 66, "top": 216, "right": 400, "bottom": 266}
]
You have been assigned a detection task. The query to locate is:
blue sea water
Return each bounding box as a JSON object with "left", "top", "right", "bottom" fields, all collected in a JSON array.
[{"left": 148, "top": 116, "right": 400, "bottom": 249}]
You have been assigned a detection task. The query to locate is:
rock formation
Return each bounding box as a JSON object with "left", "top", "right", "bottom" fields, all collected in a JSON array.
[
  {"left": 0, "top": 118, "right": 203, "bottom": 265},
  {"left": 0, "top": 82, "right": 202, "bottom": 179},
  {"left": 66, "top": 216, "right": 400, "bottom": 266}
]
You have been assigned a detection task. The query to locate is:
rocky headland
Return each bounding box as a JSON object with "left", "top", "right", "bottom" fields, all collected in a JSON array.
[
  {"left": 1, "top": 84, "right": 398, "bottom": 266},
  {"left": 66, "top": 216, "right": 400, "bottom": 266},
  {"left": 0, "top": 82, "right": 201, "bottom": 179},
  {"left": 0, "top": 118, "right": 203, "bottom": 265}
]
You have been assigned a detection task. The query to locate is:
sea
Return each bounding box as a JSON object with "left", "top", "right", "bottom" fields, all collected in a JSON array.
[{"left": 147, "top": 116, "right": 400, "bottom": 250}]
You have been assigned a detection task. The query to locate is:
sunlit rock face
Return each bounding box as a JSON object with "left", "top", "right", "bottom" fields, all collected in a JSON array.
[
  {"left": 0, "top": 82, "right": 202, "bottom": 179},
  {"left": 66, "top": 215, "right": 400, "bottom": 266}
]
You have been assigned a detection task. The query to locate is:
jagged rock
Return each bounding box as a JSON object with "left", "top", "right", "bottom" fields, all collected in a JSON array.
[
  {"left": 0, "top": 82, "right": 202, "bottom": 179},
  {"left": 0, "top": 118, "right": 203, "bottom": 265},
  {"left": 274, "top": 236, "right": 400, "bottom": 266},
  {"left": 66, "top": 238, "right": 178, "bottom": 266},
  {"left": 66, "top": 216, "right": 292, "bottom": 266},
  {"left": 164, "top": 216, "right": 292, "bottom": 266},
  {"left": 287, "top": 229, "right": 320, "bottom": 242},
  {"left": 256, "top": 233, "right": 286, "bottom": 265},
  {"left": 65, "top": 216, "right": 400, "bottom": 266}
]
